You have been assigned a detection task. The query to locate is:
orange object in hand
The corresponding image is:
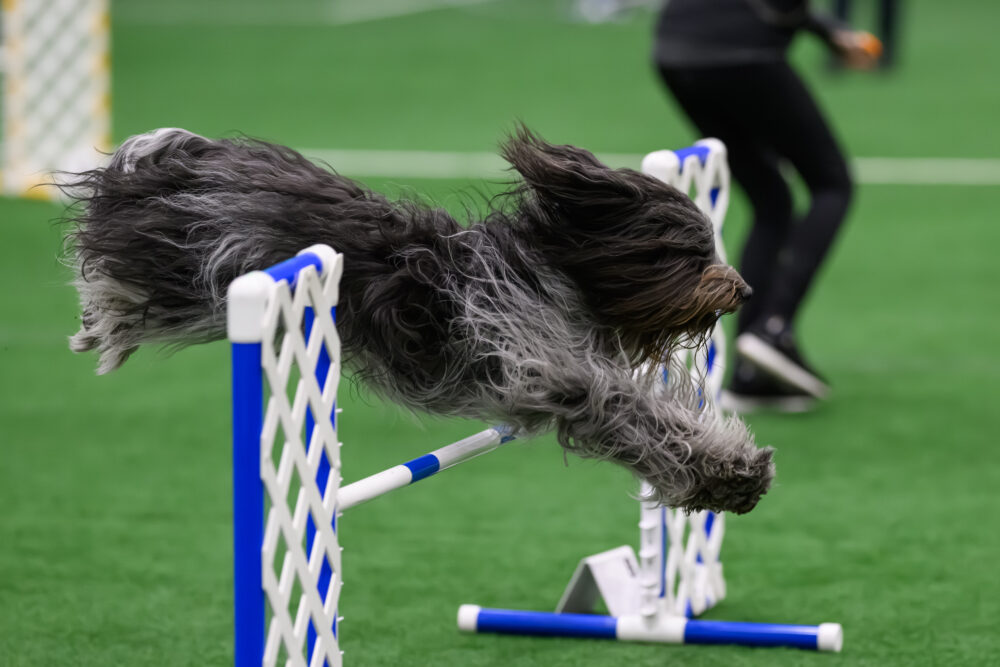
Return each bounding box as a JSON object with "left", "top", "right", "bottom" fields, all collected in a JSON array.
[{"left": 856, "top": 31, "right": 883, "bottom": 59}]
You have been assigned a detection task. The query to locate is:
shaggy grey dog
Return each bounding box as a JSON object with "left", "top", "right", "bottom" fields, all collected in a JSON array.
[{"left": 64, "top": 127, "right": 774, "bottom": 514}]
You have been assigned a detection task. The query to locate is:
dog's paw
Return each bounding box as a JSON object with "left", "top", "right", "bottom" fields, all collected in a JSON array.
[{"left": 645, "top": 446, "right": 775, "bottom": 515}]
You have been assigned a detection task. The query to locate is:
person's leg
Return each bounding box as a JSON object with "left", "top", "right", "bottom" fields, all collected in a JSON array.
[
  {"left": 827, "top": 0, "right": 852, "bottom": 69},
  {"left": 734, "top": 62, "right": 853, "bottom": 397},
  {"left": 752, "top": 64, "right": 853, "bottom": 328},
  {"left": 731, "top": 147, "right": 793, "bottom": 335},
  {"left": 658, "top": 65, "right": 816, "bottom": 410},
  {"left": 878, "top": 0, "right": 901, "bottom": 68},
  {"left": 657, "top": 65, "right": 795, "bottom": 334}
]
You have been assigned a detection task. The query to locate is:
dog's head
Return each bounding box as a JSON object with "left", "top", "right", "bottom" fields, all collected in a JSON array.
[{"left": 503, "top": 128, "right": 751, "bottom": 361}]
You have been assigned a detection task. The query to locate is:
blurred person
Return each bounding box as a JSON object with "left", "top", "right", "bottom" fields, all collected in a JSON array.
[
  {"left": 653, "top": 0, "right": 879, "bottom": 412},
  {"left": 575, "top": 0, "right": 657, "bottom": 23}
]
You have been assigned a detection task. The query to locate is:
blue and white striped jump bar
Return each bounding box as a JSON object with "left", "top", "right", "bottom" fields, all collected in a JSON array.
[
  {"left": 457, "top": 606, "right": 843, "bottom": 652},
  {"left": 338, "top": 425, "right": 517, "bottom": 511}
]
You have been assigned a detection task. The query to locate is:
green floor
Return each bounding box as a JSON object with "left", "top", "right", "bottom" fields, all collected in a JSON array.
[{"left": 2, "top": 1, "right": 999, "bottom": 665}]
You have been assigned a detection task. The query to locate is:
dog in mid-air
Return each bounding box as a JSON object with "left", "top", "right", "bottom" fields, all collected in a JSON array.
[{"left": 63, "top": 126, "right": 774, "bottom": 514}]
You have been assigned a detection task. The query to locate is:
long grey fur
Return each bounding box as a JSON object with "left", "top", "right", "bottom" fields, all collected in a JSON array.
[{"left": 63, "top": 127, "right": 774, "bottom": 514}]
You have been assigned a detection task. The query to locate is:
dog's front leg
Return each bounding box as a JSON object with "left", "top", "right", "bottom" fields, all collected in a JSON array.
[{"left": 506, "top": 353, "right": 773, "bottom": 514}]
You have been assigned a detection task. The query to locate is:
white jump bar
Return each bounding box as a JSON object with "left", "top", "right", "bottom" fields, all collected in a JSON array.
[{"left": 338, "top": 425, "right": 516, "bottom": 511}]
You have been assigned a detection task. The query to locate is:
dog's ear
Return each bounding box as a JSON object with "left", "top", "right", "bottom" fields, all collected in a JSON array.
[{"left": 501, "top": 126, "right": 643, "bottom": 214}]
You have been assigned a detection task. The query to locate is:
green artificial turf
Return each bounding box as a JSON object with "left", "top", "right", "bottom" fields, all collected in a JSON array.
[{"left": 2, "top": 1, "right": 999, "bottom": 665}]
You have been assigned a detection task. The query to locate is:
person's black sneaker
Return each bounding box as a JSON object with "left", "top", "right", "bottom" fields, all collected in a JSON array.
[
  {"left": 735, "top": 316, "right": 830, "bottom": 399},
  {"left": 719, "top": 358, "right": 818, "bottom": 414}
]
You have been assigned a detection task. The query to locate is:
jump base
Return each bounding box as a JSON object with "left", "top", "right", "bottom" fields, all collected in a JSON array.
[{"left": 458, "top": 606, "right": 843, "bottom": 652}]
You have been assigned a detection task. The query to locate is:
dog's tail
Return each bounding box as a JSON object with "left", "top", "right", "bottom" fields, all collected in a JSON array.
[{"left": 63, "top": 128, "right": 367, "bottom": 373}]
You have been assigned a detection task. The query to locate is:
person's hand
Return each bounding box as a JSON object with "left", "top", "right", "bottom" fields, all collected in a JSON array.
[{"left": 831, "top": 30, "right": 883, "bottom": 70}]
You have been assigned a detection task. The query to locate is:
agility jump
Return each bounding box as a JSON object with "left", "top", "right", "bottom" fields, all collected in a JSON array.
[
  {"left": 61, "top": 125, "right": 835, "bottom": 662},
  {"left": 225, "top": 145, "right": 841, "bottom": 665}
]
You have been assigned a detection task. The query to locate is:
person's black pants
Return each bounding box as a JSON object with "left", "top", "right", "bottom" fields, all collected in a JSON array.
[{"left": 658, "top": 61, "right": 853, "bottom": 335}]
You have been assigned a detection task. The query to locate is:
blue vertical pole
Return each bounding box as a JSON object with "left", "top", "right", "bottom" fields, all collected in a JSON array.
[
  {"left": 305, "top": 307, "right": 334, "bottom": 664},
  {"left": 659, "top": 507, "right": 668, "bottom": 598},
  {"left": 233, "top": 341, "right": 265, "bottom": 667}
]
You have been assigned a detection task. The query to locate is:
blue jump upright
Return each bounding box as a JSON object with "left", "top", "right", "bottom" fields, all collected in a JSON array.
[{"left": 230, "top": 244, "right": 344, "bottom": 667}]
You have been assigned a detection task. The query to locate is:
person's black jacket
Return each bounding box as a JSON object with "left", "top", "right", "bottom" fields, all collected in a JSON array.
[{"left": 655, "top": 0, "right": 845, "bottom": 66}]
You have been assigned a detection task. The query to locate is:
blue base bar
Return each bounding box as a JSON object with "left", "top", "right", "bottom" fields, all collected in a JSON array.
[
  {"left": 464, "top": 607, "right": 837, "bottom": 651},
  {"left": 684, "top": 620, "right": 820, "bottom": 650},
  {"left": 475, "top": 608, "right": 618, "bottom": 639}
]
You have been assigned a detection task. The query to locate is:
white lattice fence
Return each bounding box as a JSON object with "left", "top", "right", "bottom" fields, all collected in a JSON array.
[
  {"left": 230, "top": 246, "right": 344, "bottom": 667},
  {"left": 637, "top": 140, "right": 731, "bottom": 620},
  {"left": 1, "top": 0, "right": 110, "bottom": 198}
]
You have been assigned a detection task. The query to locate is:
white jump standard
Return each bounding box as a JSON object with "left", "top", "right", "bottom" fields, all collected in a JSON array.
[
  {"left": 228, "top": 142, "right": 843, "bottom": 666},
  {"left": 228, "top": 245, "right": 517, "bottom": 666},
  {"left": 230, "top": 244, "right": 344, "bottom": 667}
]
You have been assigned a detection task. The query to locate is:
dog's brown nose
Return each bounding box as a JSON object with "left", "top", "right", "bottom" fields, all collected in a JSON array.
[{"left": 739, "top": 284, "right": 753, "bottom": 302}]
